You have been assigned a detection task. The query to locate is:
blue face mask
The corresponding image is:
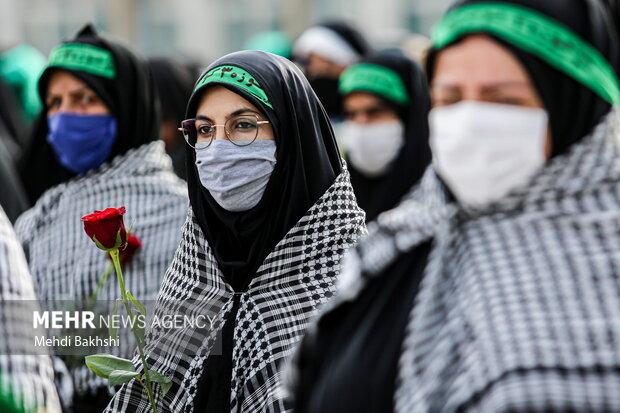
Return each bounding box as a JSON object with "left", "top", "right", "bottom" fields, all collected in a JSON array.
[{"left": 46, "top": 113, "right": 118, "bottom": 174}]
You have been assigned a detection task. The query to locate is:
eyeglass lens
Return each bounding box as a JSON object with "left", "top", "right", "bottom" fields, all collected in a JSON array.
[{"left": 181, "top": 115, "right": 260, "bottom": 148}]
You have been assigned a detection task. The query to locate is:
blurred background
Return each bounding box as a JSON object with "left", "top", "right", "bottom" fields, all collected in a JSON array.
[
  {"left": 0, "top": 0, "right": 455, "bottom": 218},
  {"left": 0, "top": 0, "right": 451, "bottom": 63}
]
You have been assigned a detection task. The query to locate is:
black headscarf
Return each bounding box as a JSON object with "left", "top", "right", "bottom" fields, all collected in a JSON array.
[
  {"left": 148, "top": 57, "right": 196, "bottom": 179},
  {"left": 0, "top": 78, "right": 26, "bottom": 161},
  {"left": 149, "top": 57, "right": 196, "bottom": 129},
  {"left": 19, "top": 24, "right": 160, "bottom": 204},
  {"left": 185, "top": 51, "right": 343, "bottom": 291},
  {"left": 297, "top": 21, "right": 371, "bottom": 118},
  {"left": 344, "top": 51, "right": 432, "bottom": 222},
  {"left": 0, "top": 78, "right": 29, "bottom": 222},
  {"left": 426, "top": 0, "right": 620, "bottom": 157}
]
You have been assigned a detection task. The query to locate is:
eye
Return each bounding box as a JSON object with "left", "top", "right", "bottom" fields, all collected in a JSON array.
[
  {"left": 432, "top": 97, "right": 460, "bottom": 108},
  {"left": 493, "top": 97, "right": 525, "bottom": 106},
  {"left": 238, "top": 121, "right": 256, "bottom": 130},
  {"left": 231, "top": 118, "right": 257, "bottom": 131},
  {"left": 82, "top": 94, "right": 96, "bottom": 104},
  {"left": 46, "top": 96, "right": 61, "bottom": 109},
  {"left": 343, "top": 111, "right": 356, "bottom": 120},
  {"left": 197, "top": 124, "right": 214, "bottom": 136},
  {"left": 430, "top": 86, "right": 461, "bottom": 108},
  {"left": 483, "top": 90, "right": 530, "bottom": 106},
  {"left": 74, "top": 91, "right": 99, "bottom": 107},
  {"left": 366, "top": 107, "right": 388, "bottom": 118}
]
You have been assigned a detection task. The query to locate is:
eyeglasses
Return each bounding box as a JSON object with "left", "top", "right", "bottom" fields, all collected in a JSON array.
[{"left": 178, "top": 114, "right": 270, "bottom": 149}]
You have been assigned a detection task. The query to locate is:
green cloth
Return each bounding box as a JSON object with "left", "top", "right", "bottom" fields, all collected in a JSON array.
[
  {"left": 194, "top": 65, "right": 273, "bottom": 109},
  {"left": 244, "top": 31, "right": 292, "bottom": 58},
  {"left": 339, "top": 63, "right": 410, "bottom": 104},
  {"left": 0, "top": 44, "right": 46, "bottom": 121},
  {"left": 47, "top": 43, "right": 116, "bottom": 79},
  {"left": 432, "top": 3, "right": 620, "bottom": 104},
  {"left": 0, "top": 374, "right": 27, "bottom": 413}
]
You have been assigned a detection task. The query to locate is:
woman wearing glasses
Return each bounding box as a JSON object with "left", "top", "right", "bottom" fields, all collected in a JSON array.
[
  {"left": 106, "top": 51, "right": 366, "bottom": 412},
  {"left": 14, "top": 25, "right": 188, "bottom": 412}
]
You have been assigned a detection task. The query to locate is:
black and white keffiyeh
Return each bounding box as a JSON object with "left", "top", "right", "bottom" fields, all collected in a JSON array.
[
  {"left": 291, "top": 109, "right": 620, "bottom": 412},
  {"left": 0, "top": 206, "right": 62, "bottom": 413},
  {"left": 106, "top": 169, "right": 366, "bottom": 413},
  {"left": 14, "top": 141, "right": 188, "bottom": 396}
]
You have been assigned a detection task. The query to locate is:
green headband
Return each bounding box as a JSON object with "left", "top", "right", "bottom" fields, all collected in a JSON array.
[
  {"left": 48, "top": 43, "right": 115, "bottom": 78},
  {"left": 432, "top": 3, "right": 620, "bottom": 104},
  {"left": 339, "top": 63, "right": 409, "bottom": 105},
  {"left": 194, "top": 65, "right": 273, "bottom": 109}
]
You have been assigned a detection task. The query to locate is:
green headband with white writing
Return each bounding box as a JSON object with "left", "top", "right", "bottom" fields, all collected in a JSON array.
[
  {"left": 432, "top": 3, "right": 620, "bottom": 104},
  {"left": 339, "top": 63, "right": 410, "bottom": 105},
  {"left": 194, "top": 65, "right": 273, "bottom": 109},
  {"left": 48, "top": 43, "right": 115, "bottom": 78}
]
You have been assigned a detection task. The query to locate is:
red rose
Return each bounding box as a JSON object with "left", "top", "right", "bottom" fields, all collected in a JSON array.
[
  {"left": 114, "top": 233, "right": 142, "bottom": 266},
  {"left": 81, "top": 207, "right": 128, "bottom": 251}
]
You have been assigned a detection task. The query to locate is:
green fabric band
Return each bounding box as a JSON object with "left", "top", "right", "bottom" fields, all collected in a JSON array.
[
  {"left": 432, "top": 3, "right": 620, "bottom": 104},
  {"left": 194, "top": 65, "right": 273, "bottom": 109},
  {"left": 48, "top": 43, "right": 115, "bottom": 78},
  {"left": 339, "top": 63, "right": 409, "bottom": 104}
]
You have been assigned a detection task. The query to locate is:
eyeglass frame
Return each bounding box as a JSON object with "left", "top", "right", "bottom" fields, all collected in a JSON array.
[{"left": 178, "top": 114, "right": 271, "bottom": 149}]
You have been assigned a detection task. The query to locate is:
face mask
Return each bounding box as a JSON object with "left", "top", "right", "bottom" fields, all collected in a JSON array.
[
  {"left": 430, "top": 101, "right": 548, "bottom": 209},
  {"left": 47, "top": 113, "right": 117, "bottom": 174},
  {"left": 341, "top": 120, "right": 405, "bottom": 177},
  {"left": 195, "top": 140, "right": 277, "bottom": 212}
]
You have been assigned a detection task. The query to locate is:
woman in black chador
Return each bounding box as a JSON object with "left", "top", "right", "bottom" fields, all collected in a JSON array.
[
  {"left": 15, "top": 25, "right": 188, "bottom": 412},
  {"left": 338, "top": 51, "right": 431, "bottom": 221},
  {"left": 106, "top": 50, "right": 366, "bottom": 412}
]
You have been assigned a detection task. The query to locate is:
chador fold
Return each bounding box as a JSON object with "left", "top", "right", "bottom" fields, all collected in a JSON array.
[{"left": 0, "top": 207, "right": 62, "bottom": 413}]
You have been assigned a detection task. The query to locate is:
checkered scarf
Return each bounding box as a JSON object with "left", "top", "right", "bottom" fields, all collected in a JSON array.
[
  {"left": 289, "top": 108, "right": 620, "bottom": 412},
  {"left": 14, "top": 141, "right": 188, "bottom": 397},
  {"left": 105, "top": 169, "right": 366, "bottom": 413},
  {"left": 0, "top": 206, "right": 62, "bottom": 413}
]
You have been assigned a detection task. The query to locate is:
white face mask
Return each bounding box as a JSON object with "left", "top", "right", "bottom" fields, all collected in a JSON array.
[
  {"left": 341, "top": 120, "right": 405, "bottom": 177},
  {"left": 195, "top": 140, "right": 277, "bottom": 212},
  {"left": 430, "top": 101, "right": 549, "bottom": 209}
]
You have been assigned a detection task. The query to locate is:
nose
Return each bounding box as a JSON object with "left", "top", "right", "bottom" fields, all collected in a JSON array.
[
  {"left": 57, "top": 99, "right": 74, "bottom": 113},
  {"left": 351, "top": 112, "right": 371, "bottom": 125},
  {"left": 213, "top": 124, "right": 228, "bottom": 141}
]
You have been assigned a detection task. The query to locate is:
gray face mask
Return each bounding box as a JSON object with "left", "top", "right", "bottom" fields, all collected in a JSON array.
[{"left": 195, "top": 140, "right": 277, "bottom": 212}]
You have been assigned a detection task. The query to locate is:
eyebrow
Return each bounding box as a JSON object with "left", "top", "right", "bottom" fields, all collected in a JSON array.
[
  {"left": 46, "top": 87, "right": 92, "bottom": 99},
  {"left": 195, "top": 107, "right": 262, "bottom": 122},
  {"left": 431, "top": 81, "right": 532, "bottom": 90},
  {"left": 343, "top": 104, "right": 390, "bottom": 114},
  {"left": 480, "top": 83, "right": 534, "bottom": 94}
]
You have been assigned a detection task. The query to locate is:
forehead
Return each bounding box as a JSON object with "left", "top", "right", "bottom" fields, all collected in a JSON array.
[
  {"left": 432, "top": 34, "right": 532, "bottom": 86},
  {"left": 343, "top": 91, "right": 385, "bottom": 108},
  {"left": 46, "top": 70, "right": 92, "bottom": 93},
  {"left": 196, "top": 85, "right": 261, "bottom": 115}
]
